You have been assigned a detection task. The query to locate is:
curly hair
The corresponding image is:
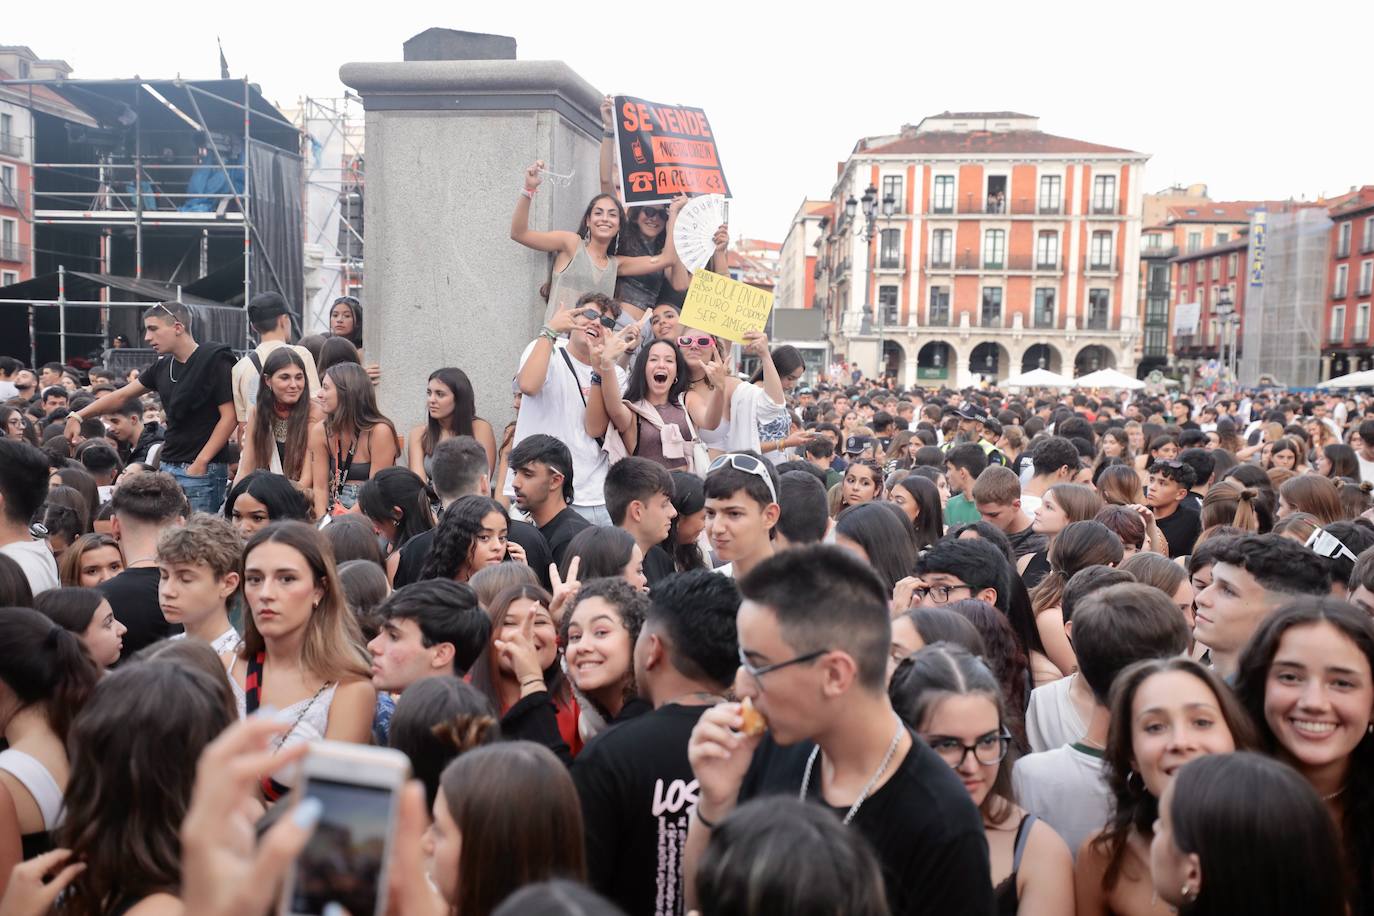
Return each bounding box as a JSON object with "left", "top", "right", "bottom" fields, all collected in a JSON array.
[
  {"left": 420, "top": 495, "right": 507, "bottom": 581},
  {"left": 560, "top": 577, "right": 649, "bottom": 719}
]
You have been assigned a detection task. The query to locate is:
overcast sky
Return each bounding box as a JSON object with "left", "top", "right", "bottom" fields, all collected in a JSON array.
[{"left": 10, "top": 0, "right": 1372, "bottom": 243}]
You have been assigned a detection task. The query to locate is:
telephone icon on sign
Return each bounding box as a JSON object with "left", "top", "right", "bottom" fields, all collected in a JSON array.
[{"left": 627, "top": 172, "right": 654, "bottom": 193}]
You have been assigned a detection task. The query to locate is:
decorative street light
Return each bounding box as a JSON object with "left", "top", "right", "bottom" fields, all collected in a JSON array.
[
  {"left": 850, "top": 182, "right": 896, "bottom": 380},
  {"left": 1216, "top": 287, "right": 1238, "bottom": 386}
]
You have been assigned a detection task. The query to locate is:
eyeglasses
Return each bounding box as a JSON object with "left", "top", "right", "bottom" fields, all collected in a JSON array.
[
  {"left": 707, "top": 452, "right": 778, "bottom": 504},
  {"left": 678, "top": 335, "right": 714, "bottom": 350},
  {"left": 640, "top": 208, "right": 668, "bottom": 221},
  {"left": 923, "top": 729, "right": 1013, "bottom": 768},
  {"left": 737, "top": 645, "right": 827, "bottom": 692},
  {"left": 910, "top": 584, "right": 972, "bottom": 605},
  {"left": 1306, "top": 527, "right": 1359, "bottom": 563}
]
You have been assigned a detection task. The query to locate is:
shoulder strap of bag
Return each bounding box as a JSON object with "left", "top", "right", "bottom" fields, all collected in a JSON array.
[{"left": 248, "top": 350, "right": 263, "bottom": 375}]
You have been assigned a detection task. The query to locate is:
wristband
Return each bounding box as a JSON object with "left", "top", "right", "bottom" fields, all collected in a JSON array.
[
  {"left": 695, "top": 807, "right": 719, "bottom": 830},
  {"left": 520, "top": 677, "right": 544, "bottom": 688},
  {"left": 521, "top": 187, "right": 536, "bottom": 199},
  {"left": 589, "top": 372, "right": 602, "bottom": 386},
  {"left": 538, "top": 326, "right": 558, "bottom": 342}
]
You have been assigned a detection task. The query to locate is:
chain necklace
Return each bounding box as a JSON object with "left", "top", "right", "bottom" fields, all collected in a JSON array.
[
  {"left": 1323, "top": 785, "right": 1348, "bottom": 802},
  {"left": 167, "top": 344, "right": 198, "bottom": 383},
  {"left": 799, "top": 714, "right": 904, "bottom": 825}
]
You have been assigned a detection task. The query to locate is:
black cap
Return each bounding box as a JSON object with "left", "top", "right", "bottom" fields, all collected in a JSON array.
[
  {"left": 247, "top": 292, "right": 289, "bottom": 324},
  {"left": 955, "top": 401, "right": 988, "bottom": 422},
  {"left": 844, "top": 434, "right": 874, "bottom": 455}
]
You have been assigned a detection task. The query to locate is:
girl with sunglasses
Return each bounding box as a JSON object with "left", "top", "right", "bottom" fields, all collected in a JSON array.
[
  {"left": 891, "top": 644, "right": 1074, "bottom": 914},
  {"left": 587, "top": 332, "right": 722, "bottom": 472},
  {"left": 515, "top": 163, "right": 703, "bottom": 325},
  {"left": 681, "top": 330, "right": 792, "bottom": 461}
]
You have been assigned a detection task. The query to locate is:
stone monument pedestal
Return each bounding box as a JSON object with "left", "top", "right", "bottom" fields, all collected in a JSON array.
[{"left": 340, "top": 59, "right": 603, "bottom": 436}]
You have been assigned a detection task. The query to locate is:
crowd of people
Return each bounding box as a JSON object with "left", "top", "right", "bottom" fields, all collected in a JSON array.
[{"left": 1, "top": 155, "right": 1374, "bottom": 915}]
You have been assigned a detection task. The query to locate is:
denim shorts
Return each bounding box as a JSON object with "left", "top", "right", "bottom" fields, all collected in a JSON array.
[{"left": 165, "top": 462, "right": 229, "bottom": 515}]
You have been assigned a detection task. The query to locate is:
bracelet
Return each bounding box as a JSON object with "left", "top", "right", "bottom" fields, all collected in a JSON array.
[
  {"left": 589, "top": 372, "right": 602, "bottom": 386},
  {"left": 695, "top": 807, "right": 719, "bottom": 830},
  {"left": 521, "top": 187, "right": 536, "bottom": 199},
  {"left": 538, "top": 326, "right": 558, "bottom": 342},
  {"left": 520, "top": 677, "right": 544, "bottom": 688}
]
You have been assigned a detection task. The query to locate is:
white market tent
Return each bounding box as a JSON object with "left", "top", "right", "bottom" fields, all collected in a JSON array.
[
  {"left": 1073, "top": 368, "right": 1146, "bottom": 390},
  {"left": 1318, "top": 370, "right": 1374, "bottom": 389},
  {"left": 1001, "top": 367, "right": 1075, "bottom": 388}
]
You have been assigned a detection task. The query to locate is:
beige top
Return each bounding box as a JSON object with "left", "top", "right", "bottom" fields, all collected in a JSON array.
[{"left": 231, "top": 341, "right": 321, "bottom": 422}]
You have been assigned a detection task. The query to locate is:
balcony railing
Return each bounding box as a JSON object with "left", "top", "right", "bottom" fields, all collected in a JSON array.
[
  {"left": 877, "top": 258, "right": 902, "bottom": 270},
  {"left": 1360, "top": 284, "right": 1373, "bottom": 298},
  {"left": 1334, "top": 286, "right": 1348, "bottom": 299},
  {"left": 1362, "top": 238, "right": 1374, "bottom": 254},
  {"left": 1032, "top": 311, "right": 1063, "bottom": 330},
  {"left": 1142, "top": 244, "right": 1178, "bottom": 259},
  {"left": 1085, "top": 313, "right": 1111, "bottom": 331},
  {"left": 1337, "top": 244, "right": 1351, "bottom": 259},
  {"left": 1037, "top": 201, "right": 1063, "bottom": 215},
  {"left": 953, "top": 253, "right": 1059, "bottom": 272},
  {"left": 1090, "top": 201, "right": 1119, "bottom": 215},
  {"left": 925, "top": 309, "right": 951, "bottom": 327},
  {"left": 0, "top": 185, "right": 18, "bottom": 209},
  {"left": 1086, "top": 257, "right": 1120, "bottom": 273},
  {"left": 930, "top": 201, "right": 954, "bottom": 214},
  {"left": 980, "top": 309, "right": 1004, "bottom": 327},
  {"left": 0, "top": 242, "right": 28, "bottom": 263},
  {"left": 0, "top": 134, "right": 22, "bottom": 158},
  {"left": 928, "top": 256, "right": 952, "bottom": 270}
]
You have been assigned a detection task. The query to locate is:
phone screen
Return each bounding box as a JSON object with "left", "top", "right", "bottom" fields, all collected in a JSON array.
[{"left": 289, "top": 778, "right": 395, "bottom": 916}]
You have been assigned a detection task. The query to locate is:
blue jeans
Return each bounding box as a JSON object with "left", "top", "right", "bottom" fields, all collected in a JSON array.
[
  {"left": 571, "top": 503, "right": 612, "bottom": 527},
  {"left": 166, "top": 462, "right": 229, "bottom": 515}
]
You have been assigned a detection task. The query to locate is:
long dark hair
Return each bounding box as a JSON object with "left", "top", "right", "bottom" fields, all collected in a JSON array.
[
  {"left": 224, "top": 471, "right": 311, "bottom": 525},
  {"left": 324, "top": 362, "right": 397, "bottom": 443},
  {"left": 438, "top": 742, "right": 586, "bottom": 916},
  {"left": 1029, "top": 520, "right": 1123, "bottom": 616},
  {"left": 663, "top": 470, "right": 707, "bottom": 572},
  {"left": 894, "top": 475, "right": 943, "bottom": 550},
  {"left": 622, "top": 338, "right": 690, "bottom": 406},
  {"left": 1094, "top": 658, "right": 1257, "bottom": 890},
  {"left": 1167, "top": 752, "right": 1346, "bottom": 916},
  {"left": 750, "top": 345, "right": 805, "bottom": 384},
  {"left": 945, "top": 598, "right": 1031, "bottom": 740},
  {"left": 1323, "top": 443, "right": 1360, "bottom": 480},
  {"left": 468, "top": 584, "right": 567, "bottom": 717},
  {"left": 0, "top": 606, "right": 98, "bottom": 743},
  {"left": 33, "top": 586, "right": 104, "bottom": 633},
  {"left": 422, "top": 368, "right": 478, "bottom": 455},
  {"left": 359, "top": 467, "right": 435, "bottom": 548},
  {"left": 58, "top": 662, "right": 234, "bottom": 916},
  {"left": 578, "top": 193, "right": 626, "bottom": 254},
  {"left": 250, "top": 347, "right": 312, "bottom": 479},
  {"left": 1233, "top": 597, "right": 1374, "bottom": 912},
  {"left": 559, "top": 526, "right": 635, "bottom": 582},
  {"left": 421, "top": 495, "right": 507, "bottom": 582},
  {"left": 330, "top": 296, "right": 363, "bottom": 347},
  {"left": 834, "top": 502, "right": 916, "bottom": 592}
]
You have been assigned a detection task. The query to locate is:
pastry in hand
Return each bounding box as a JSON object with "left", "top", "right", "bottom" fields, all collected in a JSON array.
[{"left": 738, "top": 696, "right": 768, "bottom": 737}]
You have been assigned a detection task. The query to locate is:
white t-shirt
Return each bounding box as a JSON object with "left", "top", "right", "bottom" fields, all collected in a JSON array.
[
  {"left": 231, "top": 341, "right": 321, "bottom": 422},
  {"left": 0, "top": 539, "right": 60, "bottom": 595},
  {"left": 506, "top": 340, "right": 627, "bottom": 508},
  {"left": 173, "top": 627, "right": 243, "bottom": 656},
  {"left": 1025, "top": 673, "right": 1087, "bottom": 753},
  {"left": 1358, "top": 454, "right": 1374, "bottom": 486},
  {"left": 1012, "top": 742, "right": 1110, "bottom": 858},
  {"left": 1019, "top": 493, "right": 1043, "bottom": 516}
]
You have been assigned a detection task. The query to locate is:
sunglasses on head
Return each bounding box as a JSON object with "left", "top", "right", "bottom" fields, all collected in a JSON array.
[
  {"left": 678, "top": 336, "right": 714, "bottom": 350},
  {"left": 707, "top": 452, "right": 779, "bottom": 505},
  {"left": 1306, "top": 527, "right": 1359, "bottom": 563}
]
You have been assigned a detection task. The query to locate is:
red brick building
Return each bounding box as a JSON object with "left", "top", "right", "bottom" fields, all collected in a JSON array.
[{"left": 1324, "top": 186, "right": 1374, "bottom": 378}]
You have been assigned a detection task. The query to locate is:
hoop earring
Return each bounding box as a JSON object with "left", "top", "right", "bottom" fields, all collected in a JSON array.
[{"left": 1181, "top": 884, "right": 1196, "bottom": 903}]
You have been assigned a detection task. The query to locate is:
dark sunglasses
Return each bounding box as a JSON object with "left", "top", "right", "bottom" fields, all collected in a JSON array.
[
  {"left": 640, "top": 208, "right": 668, "bottom": 220},
  {"left": 678, "top": 336, "right": 714, "bottom": 350},
  {"left": 579, "top": 308, "right": 617, "bottom": 330}
]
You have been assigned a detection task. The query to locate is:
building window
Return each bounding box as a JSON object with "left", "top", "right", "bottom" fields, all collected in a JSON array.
[
  {"left": 0, "top": 271, "right": 16, "bottom": 286},
  {"left": 1034, "top": 288, "right": 1056, "bottom": 328},
  {"left": 985, "top": 175, "right": 1007, "bottom": 213},
  {"left": 0, "top": 114, "right": 11, "bottom": 156},
  {"left": 983, "top": 229, "right": 1005, "bottom": 269},
  {"left": 0, "top": 165, "right": 14, "bottom": 209},
  {"left": 878, "top": 285, "right": 899, "bottom": 324},
  {"left": 1336, "top": 264, "right": 1349, "bottom": 298},
  {"left": 928, "top": 286, "right": 950, "bottom": 325},
  {"left": 1331, "top": 305, "right": 1346, "bottom": 343},
  {"left": 932, "top": 176, "right": 954, "bottom": 213},
  {"left": 1087, "top": 289, "right": 1110, "bottom": 329},
  {"left": 1339, "top": 222, "right": 1353, "bottom": 258},
  {"left": 1364, "top": 216, "right": 1374, "bottom": 253},
  {"left": 1187, "top": 231, "right": 1202, "bottom": 253},
  {"left": 1144, "top": 232, "right": 1162, "bottom": 250},
  {"left": 981, "top": 287, "right": 1003, "bottom": 326},
  {"left": 1039, "top": 175, "right": 1062, "bottom": 213},
  {"left": 1216, "top": 231, "right": 1229, "bottom": 244},
  {"left": 1357, "top": 303, "right": 1371, "bottom": 342},
  {"left": 879, "top": 229, "right": 901, "bottom": 269},
  {"left": 1148, "top": 263, "right": 1169, "bottom": 292},
  {"left": 0, "top": 218, "right": 14, "bottom": 262},
  {"left": 1228, "top": 253, "right": 1239, "bottom": 277},
  {"left": 1091, "top": 174, "right": 1116, "bottom": 213},
  {"left": 1182, "top": 263, "right": 1191, "bottom": 285},
  {"left": 1146, "top": 296, "right": 1169, "bottom": 324},
  {"left": 1090, "top": 231, "right": 1113, "bottom": 269},
  {"left": 1036, "top": 231, "right": 1058, "bottom": 268},
  {"left": 930, "top": 229, "right": 952, "bottom": 267},
  {"left": 1144, "top": 327, "right": 1167, "bottom": 357},
  {"left": 882, "top": 175, "right": 903, "bottom": 215},
  {"left": 1361, "top": 261, "right": 1373, "bottom": 297}
]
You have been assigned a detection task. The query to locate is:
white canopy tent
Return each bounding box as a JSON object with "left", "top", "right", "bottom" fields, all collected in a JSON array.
[
  {"left": 1318, "top": 370, "right": 1374, "bottom": 389},
  {"left": 1001, "top": 367, "right": 1075, "bottom": 389},
  {"left": 1073, "top": 368, "right": 1147, "bottom": 390}
]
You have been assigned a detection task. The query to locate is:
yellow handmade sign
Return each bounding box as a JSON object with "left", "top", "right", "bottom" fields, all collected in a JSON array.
[{"left": 678, "top": 270, "right": 773, "bottom": 344}]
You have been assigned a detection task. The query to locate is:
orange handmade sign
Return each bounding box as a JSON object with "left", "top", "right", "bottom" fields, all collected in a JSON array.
[
  {"left": 679, "top": 271, "right": 772, "bottom": 344},
  {"left": 614, "top": 95, "right": 732, "bottom": 206}
]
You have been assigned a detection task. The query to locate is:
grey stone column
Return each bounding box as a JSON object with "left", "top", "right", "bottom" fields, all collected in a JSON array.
[{"left": 340, "top": 60, "right": 603, "bottom": 438}]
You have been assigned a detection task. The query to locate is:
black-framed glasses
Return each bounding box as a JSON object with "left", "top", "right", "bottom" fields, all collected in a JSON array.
[
  {"left": 708, "top": 453, "right": 778, "bottom": 504},
  {"left": 923, "top": 729, "right": 1013, "bottom": 768},
  {"left": 911, "top": 584, "right": 972, "bottom": 605},
  {"left": 738, "top": 645, "right": 827, "bottom": 691}
]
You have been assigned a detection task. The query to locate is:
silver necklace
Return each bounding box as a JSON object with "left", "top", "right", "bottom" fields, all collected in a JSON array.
[
  {"left": 168, "top": 345, "right": 198, "bottom": 383},
  {"left": 799, "top": 714, "right": 905, "bottom": 825}
]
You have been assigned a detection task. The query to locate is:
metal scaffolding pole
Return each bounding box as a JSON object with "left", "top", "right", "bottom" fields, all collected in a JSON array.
[{"left": 243, "top": 76, "right": 252, "bottom": 348}]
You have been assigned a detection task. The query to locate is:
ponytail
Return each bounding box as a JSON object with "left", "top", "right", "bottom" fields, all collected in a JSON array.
[
  {"left": 1232, "top": 487, "right": 1261, "bottom": 532},
  {"left": 432, "top": 713, "right": 499, "bottom": 753},
  {"left": 0, "top": 608, "right": 99, "bottom": 743}
]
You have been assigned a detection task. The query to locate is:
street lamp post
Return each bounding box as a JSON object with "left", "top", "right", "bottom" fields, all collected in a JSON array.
[
  {"left": 845, "top": 183, "right": 896, "bottom": 382},
  {"left": 1216, "top": 288, "right": 1237, "bottom": 388}
]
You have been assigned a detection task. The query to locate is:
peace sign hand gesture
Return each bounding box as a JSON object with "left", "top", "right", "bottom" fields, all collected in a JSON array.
[
  {"left": 549, "top": 556, "right": 582, "bottom": 625},
  {"left": 524, "top": 160, "right": 545, "bottom": 192},
  {"left": 493, "top": 609, "right": 545, "bottom": 688}
]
